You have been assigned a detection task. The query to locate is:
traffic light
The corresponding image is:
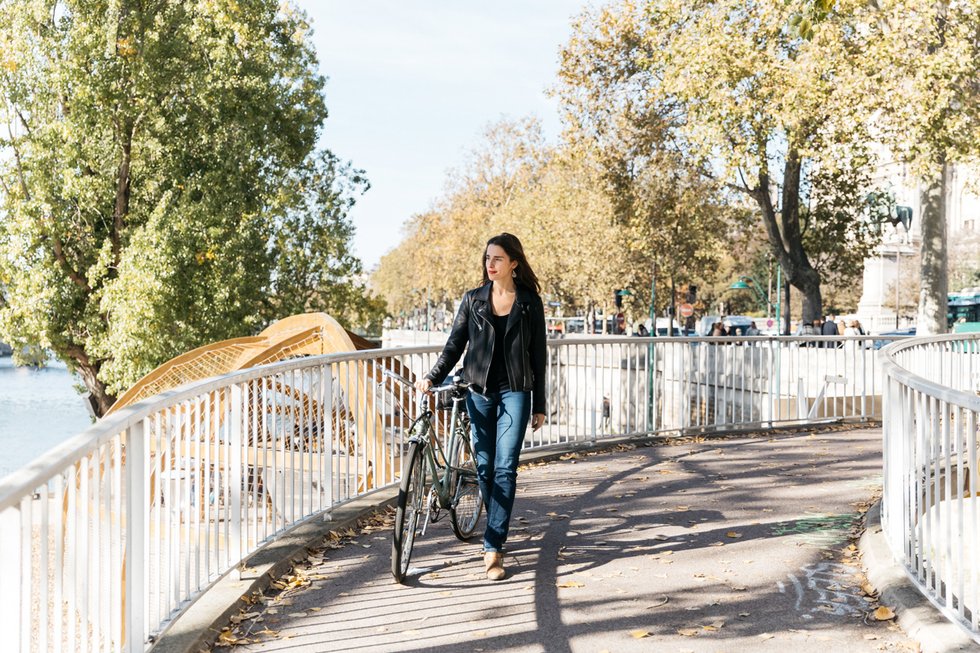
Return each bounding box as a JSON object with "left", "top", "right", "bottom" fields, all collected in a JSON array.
[
  {"left": 614, "top": 290, "right": 623, "bottom": 309},
  {"left": 687, "top": 285, "right": 698, "bottom": 303}
]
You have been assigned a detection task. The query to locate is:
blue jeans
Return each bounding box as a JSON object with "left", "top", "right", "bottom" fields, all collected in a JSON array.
[{"left": 466, "top": 389, "right": 531, "bottom": 553}]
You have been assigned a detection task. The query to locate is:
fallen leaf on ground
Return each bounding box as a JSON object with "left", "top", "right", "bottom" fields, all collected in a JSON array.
[
  {"left": 677, "top": 628, "right": 700, "bottom": 637},
  {"left": 647, "top": 596, "right": 669, "bottom": 608},
  {"left": 557, "top": 580, "right": 586, "bottom": 588},
  {"left": 726, "top": 531, "right": 742, "bottom": 538},
  {"left": 630, "top": 630, "right": 651, "bottom": 639},
  {"left": 874, "top": 606, "right": 896, "bottom": 620}
]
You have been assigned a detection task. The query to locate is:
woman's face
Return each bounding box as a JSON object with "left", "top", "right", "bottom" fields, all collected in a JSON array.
[{"left": 485, "top": 244, "right": 517, "bottom": 281}]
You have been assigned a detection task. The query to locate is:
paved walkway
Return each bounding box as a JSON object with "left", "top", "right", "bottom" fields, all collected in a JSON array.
[{"left": 212, "top": 428, "right": 923, "bottom": 652}]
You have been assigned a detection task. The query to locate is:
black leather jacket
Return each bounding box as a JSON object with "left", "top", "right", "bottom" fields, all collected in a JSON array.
[{"left": 425, "top": 282, "right": 547, "bottom": 415}]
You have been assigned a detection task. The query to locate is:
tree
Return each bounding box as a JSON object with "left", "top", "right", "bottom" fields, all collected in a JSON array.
[
  {"left": 864, "top": 2, "right": 980, "bottom": 334},
  {"left": 266, "top": 151, "right": 384, "bottom": 335},
  {"left": 799, "top": 0, "right": 980, "bottom": 334},
  {"left": 373, "top": 118, "right": 629, "bottom": 318},
  {"left": 0, "top": 1, "right": 373, "bottom": 414},
  {"left": 557, "top": 0, "right": 882, "bottom": 324}
]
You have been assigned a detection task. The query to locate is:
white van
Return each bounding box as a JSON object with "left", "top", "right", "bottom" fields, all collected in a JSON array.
[{"left": 638, "top": 318, "right": 684, "bottom": 336}]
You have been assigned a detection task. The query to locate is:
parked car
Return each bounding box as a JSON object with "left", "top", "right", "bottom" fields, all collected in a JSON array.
[
  {"left": 696, "top": 315, "right": 757, "bottom": 336},
  {"left": 872, "top": 328, "right": 916, "bottom": 350}
]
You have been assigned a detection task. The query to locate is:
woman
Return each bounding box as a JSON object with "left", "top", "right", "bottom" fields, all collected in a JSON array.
[{"left": 414, "top": 233, "right": 546, "bottom": 581}]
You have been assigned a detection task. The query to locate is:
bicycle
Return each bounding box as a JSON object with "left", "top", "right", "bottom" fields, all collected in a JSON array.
[{"left": 383, "top": 369, "right": 484, "bottom": 583}]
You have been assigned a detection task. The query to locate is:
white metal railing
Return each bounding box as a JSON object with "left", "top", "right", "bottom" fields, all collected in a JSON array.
[
  {"left": 880, "top": 334, "right": 980, "bottom": 641},
  {"left": 0, "top": 335, "right": 896, "bottom": 652}
]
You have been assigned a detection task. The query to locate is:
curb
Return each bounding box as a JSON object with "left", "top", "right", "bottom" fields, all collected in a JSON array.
[
  {"left": 860, "top": 502, "right": 979, "bottom": 653},
  {"left": 151, "top": 487, "right": 399, "bottom": 653}
]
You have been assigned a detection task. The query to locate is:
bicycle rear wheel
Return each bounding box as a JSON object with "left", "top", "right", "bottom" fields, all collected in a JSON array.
[
  {"left": 392, "top": 441, "right": 426, "bottom": 582},
  {"left": 449, "top": 433, "right": 483, "bottom": 541}
]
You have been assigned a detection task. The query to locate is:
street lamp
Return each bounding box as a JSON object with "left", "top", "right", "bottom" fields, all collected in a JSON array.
[{"left": 728, "top": 268, "right": 782, "bottom": 334}]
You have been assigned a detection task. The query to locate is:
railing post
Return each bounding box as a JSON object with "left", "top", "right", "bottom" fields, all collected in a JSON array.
[
  {"left": 125, "top": 420, "right": 147, "bottom": 653},
  {"left": 230, "top": 383, "right": 243, "bottom": 581},
  {"left": 0, "top": 504, "right": 21, "bottom": 653}
]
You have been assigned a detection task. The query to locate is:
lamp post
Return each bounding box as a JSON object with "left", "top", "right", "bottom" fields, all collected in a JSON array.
[{"left": 728, "top": 267, "right": 782, "bottom": 334}]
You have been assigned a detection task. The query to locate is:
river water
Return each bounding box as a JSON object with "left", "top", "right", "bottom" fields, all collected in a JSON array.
[{"left": 0, "top": 357, "right": 94, "bottom": 482}]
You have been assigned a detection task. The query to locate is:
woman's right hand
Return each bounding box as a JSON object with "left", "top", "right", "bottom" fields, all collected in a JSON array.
[{"left": 414, "top": 378, "right": 433, "bottom": 394}]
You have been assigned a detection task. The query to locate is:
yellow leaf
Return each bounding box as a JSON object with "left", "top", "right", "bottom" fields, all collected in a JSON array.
[
  {"left": 629, "top": 629, "right": 651, "bottom": 638},
  {"left": 874, "top": 606, "right": 896, "bottom": 620},
  {"left": 726, "top": 531, "right": 742, "bottom": 538},
  {"left": 557, "top": 580, "right": 586, "bottom": 588},
  {"left": 677, "top": 627, "right": 700, "bottom": 636}
]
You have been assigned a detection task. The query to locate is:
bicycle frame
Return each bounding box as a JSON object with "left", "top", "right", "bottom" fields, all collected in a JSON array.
[{"left": 411, "top": 393, "right": 471, "bottom": 509}]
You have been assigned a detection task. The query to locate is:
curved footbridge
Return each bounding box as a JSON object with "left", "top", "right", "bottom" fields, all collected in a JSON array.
[
  {"left": 3, "top": 329, "right": 979, "bottom": 653},
  {"left": 162, "top": 427, "right": 965, "bottom": 653}
]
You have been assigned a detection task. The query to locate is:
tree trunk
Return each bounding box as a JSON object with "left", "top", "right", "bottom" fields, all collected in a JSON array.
[
  {"left": 916, "top": 160, "right": 948, "bottom": 335},
  {"left": 67, "top": 345, "right": 116, "bottom": 417},
  {"left": 751, "top": 148, "right": 824, "bottom": 326}
]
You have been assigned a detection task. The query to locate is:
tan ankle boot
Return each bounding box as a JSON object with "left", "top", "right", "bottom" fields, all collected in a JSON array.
[{"left": 484, "top": 552, "right": 505, "bottom": 581}]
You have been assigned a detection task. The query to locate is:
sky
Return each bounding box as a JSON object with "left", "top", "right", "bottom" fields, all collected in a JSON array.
[{"left": 296, "top": 2, "right": 584, "bottom": 272}]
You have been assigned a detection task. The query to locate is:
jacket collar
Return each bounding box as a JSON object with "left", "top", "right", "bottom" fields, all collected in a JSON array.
[
  {"left": 472, "top": 281, "right": 535, "bottom": 306},
  {"left": 472, "top": 282, "right": 535, "bottom": 334}
]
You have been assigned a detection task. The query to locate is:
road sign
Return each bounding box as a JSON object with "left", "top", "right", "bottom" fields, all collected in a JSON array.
[
  {"left": 766, "top": 318, "right": 775, "bottom": 328},
  {"left": 679, "top": 303, "right": 694, "bottom": 318}
]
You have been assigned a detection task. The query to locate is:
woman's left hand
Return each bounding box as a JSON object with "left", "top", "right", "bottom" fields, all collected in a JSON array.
[{"left": 531, "top": 413, "right": 545, "bottom": 431}]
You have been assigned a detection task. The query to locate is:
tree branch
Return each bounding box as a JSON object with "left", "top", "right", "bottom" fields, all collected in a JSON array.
[
  {"left": 111, "top": 117, "right": 134, "bottom": 266},
  {"left": 50, "top": 233, "right": 92, "bottom": 292},
  {"left": 5, "top": 113, "right": 31, "bottom": 200}
]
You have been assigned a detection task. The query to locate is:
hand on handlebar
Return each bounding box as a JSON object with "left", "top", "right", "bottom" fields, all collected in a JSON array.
[{"left": 414, "top": 378, "right": 433, "bottom": 394}]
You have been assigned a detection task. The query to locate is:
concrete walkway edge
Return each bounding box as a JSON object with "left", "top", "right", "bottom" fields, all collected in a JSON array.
[{"left": 860, "top": 502, "right": 979, "bottom": 652}]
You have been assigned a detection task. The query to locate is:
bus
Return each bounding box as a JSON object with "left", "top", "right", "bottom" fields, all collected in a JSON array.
[{"left": 948, "top": 289, "right": 980, "bottom": 333}]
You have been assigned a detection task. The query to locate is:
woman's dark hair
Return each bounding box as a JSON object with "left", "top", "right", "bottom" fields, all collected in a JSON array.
[{"left": 481, "top": 232, "right": 540, "bottom": 294}]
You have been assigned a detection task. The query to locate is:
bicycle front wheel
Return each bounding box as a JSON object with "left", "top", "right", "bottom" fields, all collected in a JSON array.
[
  {"left": 449, "top": 433, "right": 484, "bottom": 541},
  {"left": 392, "top": 441, "right": 426, "bottom": 583}
]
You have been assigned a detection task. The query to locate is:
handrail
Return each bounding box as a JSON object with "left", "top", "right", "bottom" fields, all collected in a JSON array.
[
  {"left": 0, "top": 344, "right": 441, "bottom": 512},
  {"left": 879, "top": 333, "right": 980, "bottom": 643},
  {"left": 879, "top": 335, "right": 980, "bottom": 412},
  {"left": 0, "top": 334, "right": 900, "bottom": 652}
]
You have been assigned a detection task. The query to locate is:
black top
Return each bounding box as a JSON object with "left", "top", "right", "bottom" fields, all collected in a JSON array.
[{"left": 484, "top": 313, "right": 511, "bottom": 392}]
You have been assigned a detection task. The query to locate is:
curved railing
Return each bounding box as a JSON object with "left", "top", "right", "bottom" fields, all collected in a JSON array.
[
  {"left": 0, "top": 334, "right": 890, "bottom": 652},
  {"left": 880, "top": 334, "right": 980, "bottom": 641}
]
